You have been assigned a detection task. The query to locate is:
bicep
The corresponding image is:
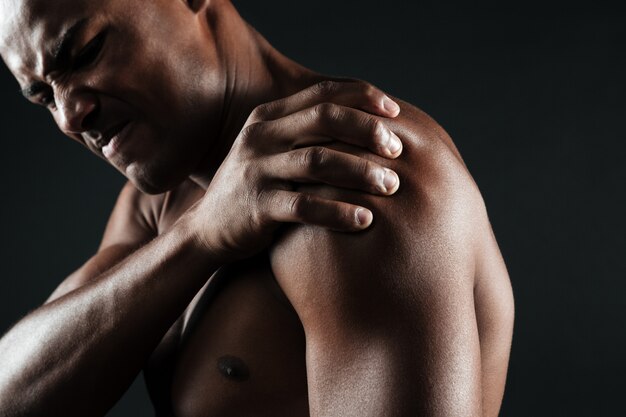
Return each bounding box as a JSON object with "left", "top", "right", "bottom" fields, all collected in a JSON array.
[
  {"left": 46, "top": 182, "right": 158, "bottom": 303},
  {"left": 270, "top": 195, "right": 482, "bottom": 416}
]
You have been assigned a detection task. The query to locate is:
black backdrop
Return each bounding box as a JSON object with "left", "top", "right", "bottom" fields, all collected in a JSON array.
[{"left": 0, "top": 2, "right": 624, "bottom": 416}]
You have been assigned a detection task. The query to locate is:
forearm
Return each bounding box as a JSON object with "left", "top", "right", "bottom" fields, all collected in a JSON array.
[
  {"left": 0, "top": 215, "right": 217, "bottom": 416},
  {"left": 0, "top": 80, "right": 405, "bottom": 416}
]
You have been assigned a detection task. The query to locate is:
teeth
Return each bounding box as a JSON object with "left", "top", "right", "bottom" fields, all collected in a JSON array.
[
  {"left": 102, "top": 134, "right": 118, "bottom": 159},
  {"left": 102, "top": 142, "right": 113, "bottom": 159},
  {"left": 100, "top": 121, "right": 130, "bottom": 159}
]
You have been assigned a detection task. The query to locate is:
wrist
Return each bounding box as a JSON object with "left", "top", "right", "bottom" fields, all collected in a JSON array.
[{"left": 175, "top": 208, "right": 222, "bottom": 261}]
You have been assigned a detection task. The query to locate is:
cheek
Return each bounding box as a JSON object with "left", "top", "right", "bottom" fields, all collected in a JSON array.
[{"left": 102, "top": 40, "right": 192, "bottom": 125}]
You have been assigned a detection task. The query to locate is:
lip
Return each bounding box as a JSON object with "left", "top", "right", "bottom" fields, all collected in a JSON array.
[{"left": 102, "top": 121, "right": 131, "bottom": 159}]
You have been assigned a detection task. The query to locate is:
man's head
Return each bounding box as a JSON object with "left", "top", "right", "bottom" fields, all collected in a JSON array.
[{"left": 1, "top": 0, "right": 227, "bottom": 193}]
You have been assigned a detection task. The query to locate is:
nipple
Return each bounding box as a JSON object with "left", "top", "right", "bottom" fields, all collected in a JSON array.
[{"left": 217, "top": 355, "right": 250, "bottom": 381}]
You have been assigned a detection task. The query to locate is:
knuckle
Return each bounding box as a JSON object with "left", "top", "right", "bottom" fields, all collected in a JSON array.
[
  {"left": 314, "top": 102, "right": 341, "bottom": 123},
  {"left": 239, "top": 121, "right": 267, "bottom": 144},
  {"left": 253, "top": 190, "right": 271, "bottom": 224},
  {"left": 360, "top": 159, "right": 378, "bottom": 182},
  {"left": 370, "top": 119, "right": 386, "bottom": 143},
  {"left": 314, "top": 80, "right": 338, "bottom": 97},
  {"left": 238, "top": 124, "right": 256, "bottom": 144},
  {"left": 241, "top": 162, "right": 258, "bottom": 183},
  {"left": 302, "top": 146, "right": 327, "bottom": 174},
  {"left": 356, "top": 79, "right": 378, "bottom": 98},
  {"left": 249, "top": 103, "right": 272, "bottom": 122},
  {"left": 288, "top": 193, "right": 311, "bottom": 218}
]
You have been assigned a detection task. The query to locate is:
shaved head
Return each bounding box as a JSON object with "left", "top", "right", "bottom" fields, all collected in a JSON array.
[
  {"left": 1, "top": 0, "right": 105, "bottom": 88},
  {"left": 0, "top": 0, "right": 229, "bottom": 194}
]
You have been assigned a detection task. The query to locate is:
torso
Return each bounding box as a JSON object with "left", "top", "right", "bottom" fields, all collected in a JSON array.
[
  {"left": 140, "top": 103, "right": 512, "bottom": 417},
  {"left": 142, "top": 181, "right": 309, "bottom": 417}
]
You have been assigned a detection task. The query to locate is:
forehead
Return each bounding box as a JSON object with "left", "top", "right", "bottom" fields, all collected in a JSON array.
[{"left": 0, "top": 0, "right": 97, "bottom": 81}]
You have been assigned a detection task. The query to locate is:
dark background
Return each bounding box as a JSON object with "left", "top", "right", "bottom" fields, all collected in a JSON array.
[{"left": 1, "top": 1, "right": 624, "bottom": 416}]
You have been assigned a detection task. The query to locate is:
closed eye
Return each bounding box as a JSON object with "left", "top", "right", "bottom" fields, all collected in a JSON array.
[
  {"left": 41, "top": 94, "right": 56, "bottom": 108},
  {"left": 74, "top": 30, "right": 108, "bottom": 69},
  {"left": 29, "top": 86, "right": 56, "bottom": 109}
]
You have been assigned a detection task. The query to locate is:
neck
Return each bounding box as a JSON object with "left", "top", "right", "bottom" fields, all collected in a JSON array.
[{"left": 189, "top": 3, "right": 325, "bottom": 189}]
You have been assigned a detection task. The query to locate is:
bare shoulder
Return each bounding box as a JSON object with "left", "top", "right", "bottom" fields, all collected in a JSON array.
[
  {"left": 266, "top": 102, "right": 501, "bottom": 416},
  {"left": 99, "top": 181, "right": 163, "bottom": 247},
  {"left": 385, "top": 98, "right": 488, "bottom": 230},
  {"left": 102, "top": 178, "right": 205, "bottom": 246},
  {"left": 269, "top": 99, "right": 498, "bottom": 318},
  {"left": 273, "top": 98, "right": 489, "bottom": 290},
  {"left": 269, "top": 99, "right": 513, "bottom": 416}
]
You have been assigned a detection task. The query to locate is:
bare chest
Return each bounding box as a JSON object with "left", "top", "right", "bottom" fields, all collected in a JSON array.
[{"left": 143, "top": 183, "right": 309, "bottom": 417}]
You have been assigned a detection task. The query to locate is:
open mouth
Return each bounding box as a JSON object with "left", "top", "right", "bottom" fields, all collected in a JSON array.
[{"left": 102, "top": 120, "right": 131, "bottom": 159}]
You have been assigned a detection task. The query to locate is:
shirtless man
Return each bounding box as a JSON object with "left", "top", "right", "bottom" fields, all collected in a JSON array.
[{"left": 0, "top": 0, "right": 514, "bottom": 416}]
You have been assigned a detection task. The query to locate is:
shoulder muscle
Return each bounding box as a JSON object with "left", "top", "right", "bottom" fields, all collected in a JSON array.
[{"left": 269, "top": 104, "right": 487, "bottom": 415}]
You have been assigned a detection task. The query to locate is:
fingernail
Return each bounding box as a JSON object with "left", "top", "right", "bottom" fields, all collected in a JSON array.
[
  {"left": 356, "top": 208, "right": 373, "bottom": 227},
  {"left": 383, "top": 169, "right": 399, "bottom": 193},
  {"left": 387, "top": 132, "right": 402, "bottom": 155},
  {"left": 383, "top": 96, "right": 400, "bottom": 115}
]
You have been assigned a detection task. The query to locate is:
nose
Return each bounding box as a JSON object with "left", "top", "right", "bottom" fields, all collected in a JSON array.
[{"left": 55, "top": 91, "right": 99, "bottom": 134}]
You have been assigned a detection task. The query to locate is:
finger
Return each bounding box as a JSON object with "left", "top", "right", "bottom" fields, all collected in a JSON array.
[
  {"left": 245, "top": 79, "right": 400, "bottom": 127},
  {"left": 244, "top": 103, "right": 403, "bottom": 158},
  {"left": 261, "top": 190, "right": 374, "bottom": 231},
  {"left": 270, "top": 146, "right": 400, "bottom": 195}
]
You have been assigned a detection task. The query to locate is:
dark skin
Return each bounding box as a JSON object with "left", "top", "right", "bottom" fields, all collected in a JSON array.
[{"left": 0, "top": 0, "right": 514, "bottom": 416}]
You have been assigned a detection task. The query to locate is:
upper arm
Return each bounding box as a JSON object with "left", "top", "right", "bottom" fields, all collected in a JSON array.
[
  {"left": 46, "top": 182, "right": 160, "bottom": 303},
  {"left": 270, "top": 150, "right": 485, "bottom": 416}
]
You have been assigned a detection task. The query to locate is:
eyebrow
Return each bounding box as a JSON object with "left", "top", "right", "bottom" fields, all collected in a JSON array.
[
  {"left": 51, "top": 18, "right": 89, "bottom": 65},
  {"left": 20, "top": 18, "right": 90, "bottom": 99}
]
